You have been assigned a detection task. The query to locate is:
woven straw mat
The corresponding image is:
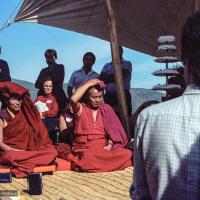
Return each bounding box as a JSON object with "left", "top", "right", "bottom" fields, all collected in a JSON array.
[{"left": 0, "top": 167, "right": 133, "bottom": 200}]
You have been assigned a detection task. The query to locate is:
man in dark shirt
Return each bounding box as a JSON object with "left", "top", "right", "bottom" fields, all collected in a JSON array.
[
  {"left": 35, "top": 49, "right": 67, "bottom": 112},
  {"left": 0, "top": 59, "right": 11, "bottom": 82},
  {"left": 99, "top": 46, "right": 132, "bottom": 116},
  {"left": 0, "top": 59, "right": 11, "bottom": 108}
]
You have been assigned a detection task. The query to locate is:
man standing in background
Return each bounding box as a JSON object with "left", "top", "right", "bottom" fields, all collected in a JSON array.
[
  {"left": 0, "top": 47, "right": 11, "bottom": 82},
  {"left": 99, "top": 46, "right": 132, "bottom": 116},
  {"left": 67, "top": 52, "right": 99, "bottom": 98},
  {"left": 0, "top": 47, "right": 11, "bottom": 108}
]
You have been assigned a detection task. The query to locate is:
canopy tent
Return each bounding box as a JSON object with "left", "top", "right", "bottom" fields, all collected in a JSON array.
[
  {"left": 12, "top": 0, "right": 200, "bottom": 138},
  {"left": 14, "top": 0, "right": 200, "bottom": 58}
]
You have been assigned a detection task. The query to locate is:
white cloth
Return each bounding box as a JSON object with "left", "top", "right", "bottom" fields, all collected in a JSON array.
[
  {"left": 34, "top": 101, "right": 49, "bottom": 112},
  {"left": 101, "top": 59, "right": 132, "bottom": 93},
  {"left": 68, "top": 68, "right": 99, "bottom": 89},
  {"left": 131, "top": 84, "right": 200, "bottom": 200}
]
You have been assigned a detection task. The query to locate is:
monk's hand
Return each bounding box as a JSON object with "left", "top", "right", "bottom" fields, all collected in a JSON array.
[
  {"left": 103, "top": 144, "right": 113, "bottom": 151},
  {"left": 86, "top": 79, "right": 103, "bottom": 87},
  {"left": 12, "top": 148, "right": 25, "bottom": 151},
  {"left": 39, "top": 112, "right": 44, "bottom": 119},
  {"left": 103, "top": 140, "right": 113, "bottom": 151}
]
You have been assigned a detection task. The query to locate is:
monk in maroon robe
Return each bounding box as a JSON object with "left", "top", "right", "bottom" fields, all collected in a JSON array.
[
  {"left": 58, "top": 79, "right": 132, "bottom": 172},
  {"left": 0, "top": 82, "right": 57, "bottom": 178}
]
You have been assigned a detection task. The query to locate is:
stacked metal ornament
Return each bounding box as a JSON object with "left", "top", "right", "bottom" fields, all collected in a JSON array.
[{"left": 152, "top": 35, "right": 181, "bottom": 99}]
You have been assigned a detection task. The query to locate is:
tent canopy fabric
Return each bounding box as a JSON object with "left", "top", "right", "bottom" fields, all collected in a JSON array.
[{"left": 14, "top": 0, "right": 200, "bottom": 59}]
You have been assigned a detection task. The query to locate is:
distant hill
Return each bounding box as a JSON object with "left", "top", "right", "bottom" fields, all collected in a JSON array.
[
  {"left": 130, "top": 88, "right": 162, "bottom": 112},
  {"left": 12, "top": 79, "right": 38, "bottom": 100},
  {"left": 12, "top": 79, "right": 163, "bottom": 112}
]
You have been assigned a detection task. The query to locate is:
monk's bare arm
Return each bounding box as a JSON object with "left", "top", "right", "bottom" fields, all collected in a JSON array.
[
  {"left": 59, "top": 116, "right": 68, "bottom": 132},
  {"left": 103, "top": 139, "right": 113, "bottom": 151},
  {"left": 70, "top": 79, "right": 102, "bottom": 115}
]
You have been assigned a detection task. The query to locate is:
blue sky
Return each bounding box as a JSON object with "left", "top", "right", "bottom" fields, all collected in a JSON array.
[{"left": 0, "top": 0, "right": 167, "bottom": 89}]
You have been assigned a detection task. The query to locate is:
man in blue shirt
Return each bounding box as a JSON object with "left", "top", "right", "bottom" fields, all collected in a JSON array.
[
  {"left": 67, "top": 52, "right": 99, "bottom": 97},
  {"left": 99, "top": 46, "right": 132, "bottom": 116}
]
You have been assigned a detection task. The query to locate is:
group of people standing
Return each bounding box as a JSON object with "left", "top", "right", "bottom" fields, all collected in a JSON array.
[{"left": 0, "top": 46, "right": 133, "bottom": 178}]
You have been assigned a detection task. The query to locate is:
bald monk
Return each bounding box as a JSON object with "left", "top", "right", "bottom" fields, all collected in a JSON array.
[
  {"left": 66, "top": 79, "right": 132, "bottom": 172},
  {"left": 0, "top": 82, "right": 57, "bottom": 178}
]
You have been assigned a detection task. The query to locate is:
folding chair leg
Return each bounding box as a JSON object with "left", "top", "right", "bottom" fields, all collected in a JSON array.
[{"left": 56, "top": 132, "right": 59, "bottom": 143}]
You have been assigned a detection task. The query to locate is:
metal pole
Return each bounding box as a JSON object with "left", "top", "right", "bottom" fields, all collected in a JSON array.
[{"left": 105, "top": 0, "right": 131, "bottom": 140}]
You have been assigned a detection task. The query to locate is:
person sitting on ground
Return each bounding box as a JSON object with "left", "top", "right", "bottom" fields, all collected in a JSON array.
[
  {"left": 0, "top": 82, "right": 57, "bottom": 178},
  {"left": 62, "top": 79, "right": 132, "bottom": 172},
  {"left": 59, "top": 103, "right": 74, "bottom": 145},
  {"left": 35, "top": 77, "right": 59, "bottom": 137}
]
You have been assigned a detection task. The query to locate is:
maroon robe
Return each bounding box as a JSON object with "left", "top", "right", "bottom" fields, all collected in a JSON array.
[
  {"left": 100, "top": 103, "right": 128, "bottom": 149},
  {"left": 58, "top": 103, "right": 132, "bottom": 172},
  {"left": 0, "top": 82, "right": 57, "bottom": 178}
]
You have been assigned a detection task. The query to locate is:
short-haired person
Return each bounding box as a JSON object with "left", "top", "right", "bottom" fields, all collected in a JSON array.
[
  {"left": 35, "top": 77, "right": 59, "bottom": 138},
  {"left": 67, "top": 52, "right": 99, "bottom": 97},
  {"left": 0, "top": 82, "right": 57, "bottom": 178},
  {"left": 130, "top": 12, "right": 200, "bottom": 200},
  {"left": 100, "top": 46, "right": 132, "bottom": 116},
  {"left": 66, "top": 79, "right": 132, "bottom": 172},
  {"left": 35, "top": 49, "right": 67, "bottom": 111}
]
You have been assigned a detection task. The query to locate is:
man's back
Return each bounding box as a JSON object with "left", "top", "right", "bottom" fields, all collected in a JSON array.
[{"left": 133, "top": 84, "right": 200, "bottom": 200}]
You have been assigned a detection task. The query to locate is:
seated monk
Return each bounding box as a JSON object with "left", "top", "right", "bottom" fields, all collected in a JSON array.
[
  {"left": 59, "top": 104, "right": 74, "bottom": 144},
  {"left": 0, "top": 82, "right": 57, "bottom": 178},
  {"left": 58, "top": 79, "right": 132, "bottom": 172}
]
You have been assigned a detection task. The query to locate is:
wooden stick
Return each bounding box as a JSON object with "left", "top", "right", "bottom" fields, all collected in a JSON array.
[{"left": 105, "top": 0, "right": 131, "bottom": 140}]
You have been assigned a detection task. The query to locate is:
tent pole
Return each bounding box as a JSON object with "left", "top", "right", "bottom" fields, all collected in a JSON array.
[{"left": 105, "top": 0, "right": 131, "bottom": 140}]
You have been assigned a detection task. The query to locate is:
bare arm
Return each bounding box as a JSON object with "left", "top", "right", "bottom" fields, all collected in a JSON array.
[
  {"left": 70, "top": 79, "right": 102, "bottom": 115},
  {"left": 59, "top": 116, "right": 68, "bottom": 133}
]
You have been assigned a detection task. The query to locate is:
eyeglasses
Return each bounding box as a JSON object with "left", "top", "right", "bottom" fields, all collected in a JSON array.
[{"left": 44, "top": 85, "right": 53, "bottom": 88}]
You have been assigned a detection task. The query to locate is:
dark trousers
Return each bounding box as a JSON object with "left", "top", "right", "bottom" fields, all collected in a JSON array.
[
  {"left": 104, "top": 90, "right": 132, "bottom": 117},
  {"left": 42, "top": 117, "right": 59, "bottom": 143}
]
